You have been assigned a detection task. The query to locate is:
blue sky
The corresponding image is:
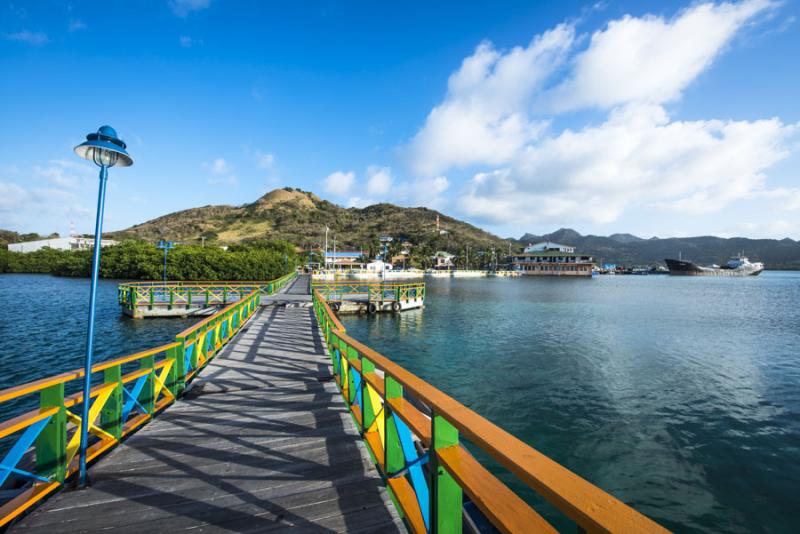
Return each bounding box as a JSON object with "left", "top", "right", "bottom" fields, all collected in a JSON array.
[{"left": 1, "top": 0, "right": 798, "bottom": 240}]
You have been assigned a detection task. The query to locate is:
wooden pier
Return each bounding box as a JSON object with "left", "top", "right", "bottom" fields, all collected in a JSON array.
[
  {"left": 1, "top": 272, "right": 669, "bottom": 533},
  {"left": 12, "top": 275, "right": 403, "bottom": 532}
]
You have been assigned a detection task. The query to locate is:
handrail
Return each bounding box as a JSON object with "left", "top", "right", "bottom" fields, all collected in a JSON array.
[
  {"left": 312, "top": 288, "right": 669, "bottom": 533},
  {"left": 0, "top": 276, "right": 282, "bottom": 527}
]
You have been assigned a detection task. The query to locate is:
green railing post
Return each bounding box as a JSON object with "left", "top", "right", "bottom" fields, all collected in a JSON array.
[
  {"left": 190, "top": 332, "right": 199, "bottom": 372},
  {"left": 187, "top": 289, "right": 192, "bottom": 310},
  {"left": 205, "top": 289, "right": 210, "bottom": 307},
  {"left": 361, "top": 357, "right": 376, "bottom": 432},
  {"left": 223, "top": 288, "right": 227, "bottom": 305},
  {"left": 140, "top": 355, "right": 156, "bottom": 415},
  {"left": 383, "top": 376, "right": 404, "bottom": 477},
  {"left": 149, "top": 287, "right": 154, "bottom": 310},
  {"left": 35, "top": 383, "right": 66, "bottom": 483},
  {"left": 168, "top": 342, "right": 184, "bottom": 397},
  {"left": 432, "top": 414, "right": 462, "bottom": 534},
  {"left": 168, "top": 289, "right": 174, "bottom": 310},
  {"left": 101, "top": 365, "right": 123, "bottom": 441}
]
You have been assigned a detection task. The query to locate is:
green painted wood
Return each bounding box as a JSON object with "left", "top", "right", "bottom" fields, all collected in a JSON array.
[
  {"left": 101, "top": 365, "right": 123, "bottom": 441},
  {"left": 35, "top": 383, "right": 66, "bottom": 483},
  {"left": 432, "top": 413, "right": 462, "bottom": 534},
  {"left": 140, "top": 355, "right": 156, "bottom": 415},
  {"left": 384, "top": 376, "right": 404, "bottom": 476},
  {"left": 361, "top": 357, "right": 377, "bottom": 431}
]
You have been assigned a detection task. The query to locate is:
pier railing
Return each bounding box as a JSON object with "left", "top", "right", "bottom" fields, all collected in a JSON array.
[
  {"left": 312, "top": 288, "right": 669, "bottom": 533},
  {"left": 0, "top": 275, "right": 281, "bottom": 526},
  {"left": 311, "top": 280, "right": 425, "bottom": 304},
  {"left": 117, "top": 271, "right": 297, "bottom": 316}
]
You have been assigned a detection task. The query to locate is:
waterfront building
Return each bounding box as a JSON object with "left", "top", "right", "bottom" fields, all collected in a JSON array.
[
  {"left": 512, "top": 242, "right": 594, "bottom": 277},
  {"left": 324, "top": 250, "right": 365, "bottom": 269},
  {"left": 432, "top": 250, "right": 455, "bottom": 269},
  {"left": 7, "top": 236, "right": 119, "bottom": 253}
]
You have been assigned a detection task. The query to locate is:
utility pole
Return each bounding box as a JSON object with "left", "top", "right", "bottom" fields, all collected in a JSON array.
[
  {"left": 324, "top": 226, "right": 329, "bottom": 271},
  {"left": 333, "top": 236, "right": 336, "bottom": 274}
]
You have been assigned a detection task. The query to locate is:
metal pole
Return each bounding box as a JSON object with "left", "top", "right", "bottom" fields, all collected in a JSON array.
[
  {"left": 79, "top": 164, "right": 108, "bottom": 488},
  {"left": 324, "top": 226, "right": 329, "bottom": 272},
  {"left": 163, "top": 247, "right": 168, "bottom": 283}
]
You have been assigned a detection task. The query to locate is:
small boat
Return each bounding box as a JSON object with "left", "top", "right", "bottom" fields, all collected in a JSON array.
[{"left": 665, "top": 254, "right": 764, "bottom": 276}]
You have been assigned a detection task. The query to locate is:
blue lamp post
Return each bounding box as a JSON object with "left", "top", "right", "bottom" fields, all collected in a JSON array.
[
  {"left": 73, "top": 126, "right": 133, "bottom": 488},
  {"left": 157, "top": 240, "right": 174, "bottom": 283}
]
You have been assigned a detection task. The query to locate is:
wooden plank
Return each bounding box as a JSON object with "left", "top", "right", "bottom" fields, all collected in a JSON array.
[
  {"left": 388, "top": 397, "right": 431, "bottom": 445},
  {"left": 437, "top": 444, "right": 557, "bottom": 534},
  {"left": 387, "top": 475, "right": 426, "bottom": 533},
  {"left": 14, "top": 295, "right": 402, "bottom": 533}
]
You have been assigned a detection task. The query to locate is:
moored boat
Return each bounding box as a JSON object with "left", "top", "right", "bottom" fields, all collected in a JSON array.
[{"left": 665, "top": 254, "right": 764, "bottom": 276}]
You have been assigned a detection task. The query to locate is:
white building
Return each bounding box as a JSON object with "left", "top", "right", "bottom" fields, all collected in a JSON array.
[
  {"left": 523, "top": 242, "right": 575, "bottom": 254},
  {"left": 8, "top": 237, "right": 119, "bottom": 253}
]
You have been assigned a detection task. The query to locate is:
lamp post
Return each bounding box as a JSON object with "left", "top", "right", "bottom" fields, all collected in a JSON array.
[
  {"left": 157, "top": 240, "right": 174, "bottom": 283},
  {"left": 73, "top": 126, "right": 133, "bottom": 488}
]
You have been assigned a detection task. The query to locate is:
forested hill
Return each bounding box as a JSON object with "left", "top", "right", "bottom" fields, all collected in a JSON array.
[
  {"left": 518, "top": 229, "right": 800, "bottom": 269},
  {"left": 109, "top": 187, "right": 510, "bottom": 257}
]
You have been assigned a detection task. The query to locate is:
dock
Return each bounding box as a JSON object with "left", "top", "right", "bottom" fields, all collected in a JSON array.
[
  {"left": 12, "top": 275, "right": 403, "bottom": 532},
  {"left": 0, "top": 272, "right": 669, "bottom": 533}
]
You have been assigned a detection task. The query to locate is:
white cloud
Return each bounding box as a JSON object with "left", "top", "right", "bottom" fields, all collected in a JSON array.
[
  {"left": 169, "top": 0, "right": 210, "bottom": 17},
  {"left": 366, "top": 166, "right": 392, "bottom": 195},
  {"left": 408, "top": 176, "right": 450, "bottom": 209},
  {"left": 33, "top": 160, "right": 94, "bottom": 189},
  {"left": 179, "top": 35, "right": 194, "bottom": 48},
  {"left": 203, "top": 158, "right": 236, "bottom": 186},
  {"left": 406, "top": 25, "right": 574, "bottom": 176},
  {"left": 403, "top": 1, "right": 794, "bottom": 230},
  {"left": 0, "top": 181, "right": 91, "bottom": 231},
  {"left": 68, "top": 19, "right": 87, "bottom": 32},
  {"left": 0, "top": 182, "right": 29, "bottom": 213},
  {"left": 324, "top": 171, "right": 355, "bottom": 196},
  {"left": 548, "top": 0, "right": 774, "bottom": 110},
  {"left": 460, "top": 103, "right": 795, "bottom": 225},
  {"left": 4, "top": 31, "right": 49, "bottom": 45},
  {"left": 207, "top": 158, "right": 231, "bottom": 175},
  {"left": 256, "top": 151, "right": 275, "bottom": 169}
]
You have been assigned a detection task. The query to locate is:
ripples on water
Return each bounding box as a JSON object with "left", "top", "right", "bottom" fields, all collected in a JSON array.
[
  {"left": 340, "top": 272, "right": 800, "bottom": 533},
  {"left": 0, "top": 275, "right": 196, "bottom": 421}
]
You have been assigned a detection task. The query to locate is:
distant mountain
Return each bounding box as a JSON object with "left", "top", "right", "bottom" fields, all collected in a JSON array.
[
  {"left": 518, "top": 228, "right": 800, "bottom": 269},
  {"left": 109, "top": 187, "right": 510, "bottom": 256}
]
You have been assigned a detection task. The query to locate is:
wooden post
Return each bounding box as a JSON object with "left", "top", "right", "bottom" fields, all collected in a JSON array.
[
  {"left": 167, "top": 342, "right": 184, "bottom": 397},
  {"left": 101, "top": 365, "right": 123, "bottom": 441},
  {"left": 432, "top": 413, "right": 462, "bottom": 534},
  {"left": 140, "top": 355, "right": 156, "bottom": 416},
  {"left": 383, "top": 376, "right": 404, "bottom": 476},
  {"left": 35, "top": 383, "right": 66, "bottom": 483}
]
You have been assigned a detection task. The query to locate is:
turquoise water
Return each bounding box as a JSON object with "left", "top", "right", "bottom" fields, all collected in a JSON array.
[
  {"left": 0, "top": 274, "right": 196, "bottom": 419},
  {"left": 2, "top": 273, "right": 798, "bottom": 532},
  {"left": 339, "top": 272, "right": 800, "bottom": 533}
]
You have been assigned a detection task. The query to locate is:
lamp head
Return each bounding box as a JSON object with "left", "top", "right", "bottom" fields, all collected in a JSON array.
[{"left": 74, "top": 125, "right": 134, "bottom": 168}]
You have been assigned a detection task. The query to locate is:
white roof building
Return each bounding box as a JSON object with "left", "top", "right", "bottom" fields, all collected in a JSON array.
[
  {"left": 7, "top": 237, "right": 118, "bottom": 253},
  {"left": 523, "top": 242, "right": 575, "bottom": 253}
]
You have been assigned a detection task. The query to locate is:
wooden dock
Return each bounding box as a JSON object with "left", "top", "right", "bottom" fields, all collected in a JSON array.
[{"left": 13, "top": 276, "right": 403, "bottom": 532}]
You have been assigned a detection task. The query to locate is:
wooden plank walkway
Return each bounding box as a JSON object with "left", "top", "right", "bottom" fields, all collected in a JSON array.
[{"left": 14, "top": 276, "right": 404, "bottom": 533}]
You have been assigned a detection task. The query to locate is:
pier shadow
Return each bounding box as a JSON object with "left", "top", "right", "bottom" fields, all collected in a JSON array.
[{"left": 13, "top": 298, "right": 400, "bottom": 533}]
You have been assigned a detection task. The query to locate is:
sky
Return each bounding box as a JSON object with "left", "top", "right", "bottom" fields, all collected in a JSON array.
[{"left": 1, "top": 0, "right": 798, "bottom": 240}]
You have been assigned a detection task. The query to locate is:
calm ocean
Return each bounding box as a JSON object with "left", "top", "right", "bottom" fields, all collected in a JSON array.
[{"left": 1, "top": 272, "right": 798, "bottom": 532}]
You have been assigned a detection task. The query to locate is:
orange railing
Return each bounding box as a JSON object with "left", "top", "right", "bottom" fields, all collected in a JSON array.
[{"left": 313, "top": 288, "right": 669, "bottom": 533}]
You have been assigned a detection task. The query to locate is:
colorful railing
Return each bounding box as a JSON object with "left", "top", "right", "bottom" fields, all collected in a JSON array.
[
  {"left": 312, "top": 281, "right": 425, "bottom": 304},
  {"left": 312, "top": 289, "right": 669, "bottom": 533},
  {"left": 117, "top": 271, "right": 297, "bottom": 317},
  {"left": 0, "top": 289, "right": 263, "bottom": 527}
]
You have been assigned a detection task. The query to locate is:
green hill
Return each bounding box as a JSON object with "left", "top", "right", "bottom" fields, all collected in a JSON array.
[{"left": 109, "top": 187, "right": 512, "bottom": 267}]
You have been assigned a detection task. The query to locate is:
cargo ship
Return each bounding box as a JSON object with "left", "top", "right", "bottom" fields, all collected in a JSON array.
[{"left": 665, "top": 254, "right": 764, "bottom": 276}]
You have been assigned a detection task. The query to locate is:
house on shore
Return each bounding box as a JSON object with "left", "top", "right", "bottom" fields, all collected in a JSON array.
[{"left": 511, "top": 242, "right": 594, "bottom": 277}]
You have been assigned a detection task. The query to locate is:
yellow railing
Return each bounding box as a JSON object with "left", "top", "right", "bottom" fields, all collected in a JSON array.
[
  {"left": 313, "top": 288, "right": 669, "bottom": 533},
  {"left": 117, "top": 271, "right": 297, "bottom": 316},
  {"left": 0, "top": 290, "right": 263, "bottom": 527}
]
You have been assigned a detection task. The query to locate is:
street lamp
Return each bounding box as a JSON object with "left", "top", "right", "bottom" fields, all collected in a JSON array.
[
  {"left": 73, "top": 125, "right": 133, "bottom": 488},
  {"left": 157, "top": 240, "right": 174, "bottom": 283}
]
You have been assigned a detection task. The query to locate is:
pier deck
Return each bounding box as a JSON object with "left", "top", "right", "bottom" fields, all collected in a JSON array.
[{"left": 14, "top": 276, "right": 402, "bottom": 533}]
